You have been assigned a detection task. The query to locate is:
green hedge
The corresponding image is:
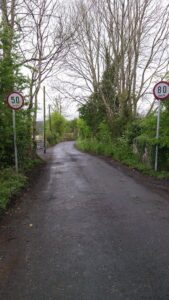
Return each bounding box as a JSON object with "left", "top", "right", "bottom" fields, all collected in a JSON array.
[
  {"left": 135, "top": 135, "right": 169, "bottom": 171},
  {"left": 0, "top": 168, "right": 27, "bottom": 212}
]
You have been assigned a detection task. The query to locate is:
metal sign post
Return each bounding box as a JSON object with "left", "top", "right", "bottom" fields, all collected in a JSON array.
[
  {"left": 6, "top": 91, "right": 24, "bottom": 173},
  {"left": 154, "top": 100, "right": 161, "bottom": 172},
  {"left": 12, "top": 110, "right": 19, "bottom": 173},
  {"left": 153, "top": 81, "right": 169, "bottom": 171}
]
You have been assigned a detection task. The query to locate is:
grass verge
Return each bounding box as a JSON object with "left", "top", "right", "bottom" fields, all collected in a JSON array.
[
  {"left": 0, "top": 157, "right": 43, "bottom": 215},
  {"left": 76, "top": 139, "right": 169, "bottom": 179}
]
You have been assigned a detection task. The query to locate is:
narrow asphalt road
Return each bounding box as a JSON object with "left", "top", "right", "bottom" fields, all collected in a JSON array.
[{"left": 1, "top": 142, "right": 169, "bottom": 300}]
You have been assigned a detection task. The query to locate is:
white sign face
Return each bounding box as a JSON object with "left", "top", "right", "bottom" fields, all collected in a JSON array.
[
  {"left": 7, "top": 92, "right": 24, "bottom": 110},
  {"left": 153, "top": 81, "right": 169, "bottom": 100}
]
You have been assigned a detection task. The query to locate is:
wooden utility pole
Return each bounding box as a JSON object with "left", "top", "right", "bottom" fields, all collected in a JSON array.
[
  {"left": 48, "top": 104, "right": 52, "bottom": 131},
  {"left": 43, "top": 86, "right": 46, "bottom": 154}
]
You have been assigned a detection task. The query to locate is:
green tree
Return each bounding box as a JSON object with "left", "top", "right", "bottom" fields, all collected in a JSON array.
[
  {"left": 46, "top": 112, "right": 67, "bottom": 145},
  {"left": 0, "top": 13, "right": 31, "bottom": 169}
]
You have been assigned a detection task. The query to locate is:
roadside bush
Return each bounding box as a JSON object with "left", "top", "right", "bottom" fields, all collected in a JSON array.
[
  {"left": 133, "top": 111, "right": 169, "bottom": 171},
  {"left": 0, "top": 168, "right": 27, "bottom": 212},
  {"left": 76, "top": 101, "right": 169, "bottom": 176},
  {"left": 96, "top": 121, "right": 112, "bottom": 143},
  {"left": 126, "top": 119, "right": 142, "bottom": 145},
  {"left": 77, "top": 118, "right": 92, "bottom": 139}
]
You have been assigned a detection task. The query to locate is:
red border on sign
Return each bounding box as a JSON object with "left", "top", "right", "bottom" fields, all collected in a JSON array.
[
  {"left": 6, "top": 91, "right": 24, "bottom": 110},
  {"left": 153, "top": 81, "right": 169, "bottom": 100}
]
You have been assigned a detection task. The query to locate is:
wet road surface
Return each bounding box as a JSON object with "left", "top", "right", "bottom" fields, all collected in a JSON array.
[{"left": 1, "top": 141, "right": 169, "bottom": 299}]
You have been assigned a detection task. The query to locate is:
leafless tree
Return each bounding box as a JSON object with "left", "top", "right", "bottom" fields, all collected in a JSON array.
[
  {"left": 18, "top": 0, "right": 74, "bottom": 106},
  {"left": 53, "top": 0, "right": 105, "bottom": 101},
  {"left": 57, "top": 0, "right": 169, "bottom": 119},
  {"left": 99, "top": 0, "right": 169, "bottom": 116},
  {"left": 11, "top": 0, "right": 76, "bottom": 143}
]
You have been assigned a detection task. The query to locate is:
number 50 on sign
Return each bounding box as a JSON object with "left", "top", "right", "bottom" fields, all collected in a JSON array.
[{"left": 6, "top": 91, "right": 24, "bottom": 110}]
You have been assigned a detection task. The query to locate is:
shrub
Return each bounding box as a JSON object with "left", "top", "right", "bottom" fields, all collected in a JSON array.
[{"left": 0, "top": 168, "right": 27, "bottom": 212}]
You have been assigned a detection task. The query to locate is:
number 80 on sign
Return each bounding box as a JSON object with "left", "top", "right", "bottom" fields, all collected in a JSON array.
[
  {"left": 6, "top": 91, "right": 24, "bottom": 110},
  {"left": 153, "top": 81, "right": 169, "bottom": 100}
]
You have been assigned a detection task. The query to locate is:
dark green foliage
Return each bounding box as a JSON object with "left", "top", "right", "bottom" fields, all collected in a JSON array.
[
  {"left": 79, "top": 49, "right": 133, "bottom": 140},
  {"left": 101, "top": 48, "right": 119, "bottom": 116},
  {"left": 0, "top": 17, "right": 31, "bottom": 170},
  {"left": 77, "top": 98, "right": 169, "bottom": 175},
  {"left": 0, "top": 16, "right": 40, "bottom": 211},
  {"left": 126, "top": 120, "right": 142, "bottom": 145},
  {"left": 0, "top": 168, "right": 27, "bottom": 212},
  {"left": 137, "top": 107, "right": 169, "bottom": 171},
  {"left": 79, "top": 94, "right": 106, "bottom": 136}
]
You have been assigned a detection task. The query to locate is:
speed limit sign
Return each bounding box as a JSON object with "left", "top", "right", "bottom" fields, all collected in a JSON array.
[
  {"left": 6, "top": 91, "right": 24, "bottom": 110},
  {"left": 5, "top": 91, "right": 25, "bottom": 173},
  {"left": 153, "top": 81, "right": 169, "bottom": 100},
  {"left": 153, "top": 81, "right": 169, "bottom": 172}
]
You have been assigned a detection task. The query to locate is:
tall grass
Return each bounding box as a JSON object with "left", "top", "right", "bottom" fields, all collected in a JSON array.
[
  {"left": 76, "top": 137, "right": 135, "bottom": 163},
  {"left": 76, "top": 138, "right": 169, "bottom": 178},
  {"left": 0, "top": 168, "right": 27, "bottom": 212},
  {"left": 0, "top": 157, "right": 42, "bottom": 214}
]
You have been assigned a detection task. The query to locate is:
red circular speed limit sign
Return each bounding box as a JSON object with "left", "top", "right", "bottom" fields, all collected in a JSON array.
[
  {"left": 153, "top": 81, "right": 169, "bottom": 100},
  {"left": 6, "top": 91, "right": 24, "bottom": 110}
]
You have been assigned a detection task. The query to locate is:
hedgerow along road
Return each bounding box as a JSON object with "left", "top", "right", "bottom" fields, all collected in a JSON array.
[{"left": 0, "top": 141, "right": 169, "bottom": 300}]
